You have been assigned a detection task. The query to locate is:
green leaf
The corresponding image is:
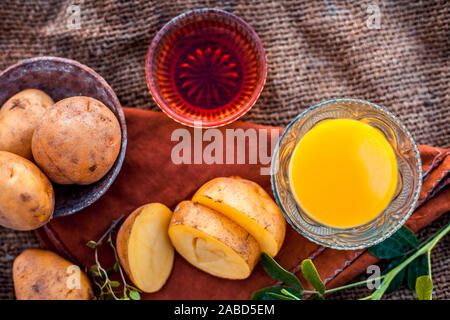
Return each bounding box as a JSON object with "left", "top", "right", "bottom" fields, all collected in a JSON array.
[
  {"left": 129, "top": 290, "right": 141, "bottom": 300},
  {"left": 383, "top": 257, "right": 407, "bottom": 294},
  {"left": 392, "top": 227, "right": 419, "bottom": 248},
  {"left": 368, "top": 227, "right": 418, "bottom": 259},
  {"left": 415, "top": 276, "right": 433, "bottom": 300},
  {"left": 102, "top": 292, "right": 115, "bottom": 300},
  {"left": 90, "top": 264, "right": 99, "bottom": 274},
  {"left": 251, "top": 286, "right": 302, "bottom": 300},
  {"left": 267, "top": 292, "right": 295, "bottom": 300},
  {"left": 311, "top": 295, "right": 325, "bottom": 300},
  {"left": 113, "top": 261, "right": 120, "bottom": 272},
  {"left": 86, "top": 240, "right": 98, "bottom": 249},
  {"left": 368, "top": 237, "right": 405, "bottom": 259},
  {"left": 109, "top": 281, "right": 121, "bottom": 288},
  {"left": 407, "top": 254, "right": 428, "bottom": 290},
  {"left": 260, "top": 253, "right": 303, "bottom": 291},
  {"left": 105, "top": 266, "right": 114, "bottom": 274},
  {"left": 301, "top": 259, "right": 325, "bottom": 294}
]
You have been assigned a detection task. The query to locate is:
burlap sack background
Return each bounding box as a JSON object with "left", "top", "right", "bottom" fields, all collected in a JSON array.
[{"left": 0, "top": 0, "right": 448, "bottom": 299}]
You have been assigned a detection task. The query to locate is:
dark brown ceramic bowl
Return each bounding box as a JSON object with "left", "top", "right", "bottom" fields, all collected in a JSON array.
[{"left": 0, "top": 57, "right": 127, "bottom": 217}]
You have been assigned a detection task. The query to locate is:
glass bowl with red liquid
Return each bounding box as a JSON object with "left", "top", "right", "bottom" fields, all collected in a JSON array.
[{"left": 146, "top": 9, "right": 267, "bottom": 128}]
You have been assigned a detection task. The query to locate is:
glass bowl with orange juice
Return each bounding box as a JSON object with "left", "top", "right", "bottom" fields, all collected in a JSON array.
[{"left": 271, "top": 98, "right": 422, "bottom": 250}]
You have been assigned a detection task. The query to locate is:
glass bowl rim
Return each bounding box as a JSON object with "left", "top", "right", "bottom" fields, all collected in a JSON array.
[
  {"left": 270, "top": 97, "right": 423, "bottom": 250},
  {"left": 145, "top": 8, "right": 267, "bottom": 128}
]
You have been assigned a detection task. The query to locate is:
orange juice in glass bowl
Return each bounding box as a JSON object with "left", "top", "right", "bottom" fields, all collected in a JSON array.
[{"left": 271, "top": 99, "right": 422, "bottom": 250}]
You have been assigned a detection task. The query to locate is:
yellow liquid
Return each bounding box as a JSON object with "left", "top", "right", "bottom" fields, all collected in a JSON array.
[{"left": 288, "top": 119, "right": 398, "bottom": 228}]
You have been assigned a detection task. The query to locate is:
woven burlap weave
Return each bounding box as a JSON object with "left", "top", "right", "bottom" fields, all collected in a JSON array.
[{"left": 0, "top": 0, "right": 448, "bottom": 299}]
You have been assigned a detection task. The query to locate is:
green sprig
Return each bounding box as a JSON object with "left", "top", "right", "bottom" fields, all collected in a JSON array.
[
  {"left": 253, "top": 222, "right": 450, "bottom": 300},
  {"left": 86, "top": 216, "right": 142, "bottom": 300}
]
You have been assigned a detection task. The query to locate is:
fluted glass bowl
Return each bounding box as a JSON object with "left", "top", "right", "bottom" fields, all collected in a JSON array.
[
  {"left": 146, "top": 8, "right": 266, "bottom": 128},
  {"left": 271, "top": 98, "right": 422, "bottom": 250}
]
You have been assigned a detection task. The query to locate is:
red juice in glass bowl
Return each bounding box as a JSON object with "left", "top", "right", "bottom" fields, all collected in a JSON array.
[{"left": 146, "top": 9, "right": 267, "bottom": 128}]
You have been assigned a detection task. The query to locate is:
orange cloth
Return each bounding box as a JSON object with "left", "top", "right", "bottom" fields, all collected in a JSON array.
[{"left": 35, "top": 108, "right": 450, "bottom": 299}]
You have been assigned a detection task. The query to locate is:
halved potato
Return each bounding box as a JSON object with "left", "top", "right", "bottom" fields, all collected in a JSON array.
[
  {"left": 116, "top": 203, "right": 174, "bottom": 293},
  {"left": 168, "top": 201, "right": 260, "bottom": 280},
  {"left": 192, "top": 176, "right": 286, "bottom": 257}
]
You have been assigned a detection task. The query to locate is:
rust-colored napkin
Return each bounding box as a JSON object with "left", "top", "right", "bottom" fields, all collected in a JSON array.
[{"left": 35, "top": 108, "right": 450, "bottom": 299}]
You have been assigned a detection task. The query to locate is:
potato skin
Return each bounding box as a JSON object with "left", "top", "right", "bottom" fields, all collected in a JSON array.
[
  {"left": 0, "top": 89, "right": 54, "bottom": 159},
  {"left": 193, "top": 176, "right": 286, "bottom": 257},
  {"left": 117, "top": 203, "right": 174, "bottom": 293},
  {"left": 169, "top": 201, "right": 261, "bottom": 279},
  {"left": 0, "top": 151, "right": 54, "bottom": 230},
  {"left": 13, "top": 249, "right": 93, "bottom": 300},
  {"left": 116, "top": 206, "right": 141, "bottom": 283},
  {"left": 32, "top": 96, "right": 121, "bottom": 185}
]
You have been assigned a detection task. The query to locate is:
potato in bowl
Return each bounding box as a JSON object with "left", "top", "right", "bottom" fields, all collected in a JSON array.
[
  {"left": 32, "top": 96, "right": 122, "bottom": 185},
  {"left": 0, "top": 56, "right": 127, "bottom": 217},
  {"left": 0, "top": 89, "right": 54, "bottom": 160}
]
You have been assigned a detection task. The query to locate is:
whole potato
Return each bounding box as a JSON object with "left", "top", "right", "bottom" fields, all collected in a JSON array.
[
  {"left": 0, "top": 151, "right": 54, "bottom": 230},
  {"left": 13, "top": 249, "right": 93, "bottom": 300},
  {"left": 32, "top": 96, "right": 121, "bottom": 185},
  {"left": 0, "top": 89, "right": 54, "bottom": 159}
]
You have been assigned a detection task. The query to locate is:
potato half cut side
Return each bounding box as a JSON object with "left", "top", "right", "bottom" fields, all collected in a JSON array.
[
  {"left": 192, "top": 177, "right": 286, "bottom": 257},
  {"left": 168, "top": 201, "right": 260, "bottom": 280},
  {"left": 117, "top": 203, "right": 174, "bottom": 293}
]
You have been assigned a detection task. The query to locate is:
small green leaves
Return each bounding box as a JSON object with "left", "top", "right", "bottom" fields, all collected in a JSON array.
[
  {"left": 255, "top": 254, "right": 304, "bottom": 300},
  {"left": 90, "top": 264, "right": 100, "bottom": 277},
  {"left": 280, "top": 288, "right": 302, "bottom": 300},
  {"left": 256, "top": 255, "right": 326, "bottom": 300},
  {"left": 415, "top": 276, "right": 433, "bottom": 300},
  {"left": 267, "top": 292, "right": 296, "bottom": 300},
  {"left": 369, "top": 226, "right": 419, "bottom": 259},
  {"left": 86, "top": 240, "right": 98, "bottom": 249},
  {"left": 129, "top": 290, "right": 141, "bottom": 300},
  {"left": 261, "top": 253, "right": 303, "bottom": 291},
  {"left": 301, "top": 259, "right": 325, "bottom": 295},
  {"left": 86, "top": 217, "right": 142, "bottom": 300},
  {"left": 109, "top": 281, "right": 121, "bottom": 288},
  {"left": 252, "top": 286, "right": 302, "bottom": 300},
  {"left": 254, "top": 223, "right": 450, "bottom": 301},
  {"left": 407, "top": 254, "right": 428, "bottom": 290}
]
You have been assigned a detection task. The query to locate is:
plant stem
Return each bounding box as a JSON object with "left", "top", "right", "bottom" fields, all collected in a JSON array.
[
  {"left": 300, "top": 276, "right": 386, "bottom": 296},
  {"left": 281, "top": 289, "right": 301, "bottom": 300},
  {"left": 108, "top": 232, "right": 133, "bottom": 296},
  {"left": 302, "top": 290, "right": 318, "bottom": 294},
  {"left": 369, "top": 222, "right": 450, "bottom": 300},
  {"left": 94, "top": 248, "right": 120, "bottom": 300},
  {"left": 323, "top": 276, "right": 386, "bottom": 294},
  {"left": 96, "top": 216, "right": 124, "bottom": 245},
  {"left": 427, "top": 250, "right": 432, "bottom": 278},
  {"left": 89, "top": 216, "right": 125, "bottom": 300},
  {"left": 298, "top": 222, "right": 450, "bottom": 300}
]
